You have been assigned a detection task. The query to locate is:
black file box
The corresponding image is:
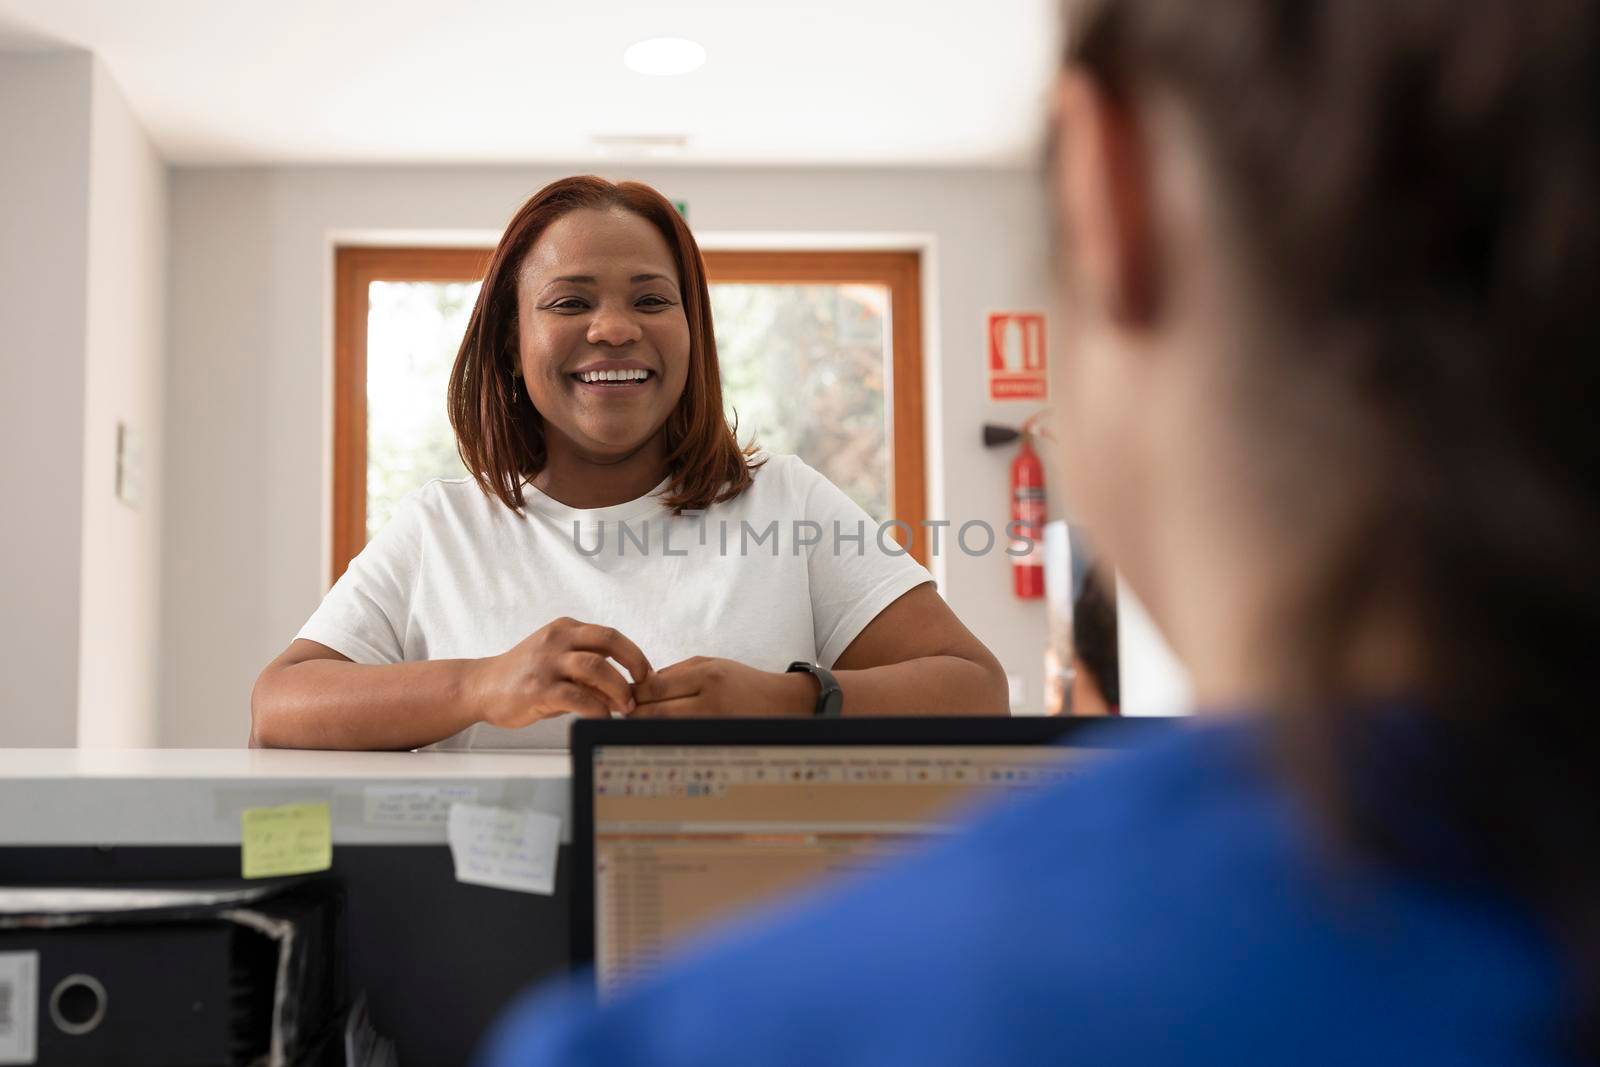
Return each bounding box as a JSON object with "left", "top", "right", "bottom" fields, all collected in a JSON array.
[{"left": 0, "top": 879, "right": 344, "bottom": 1066}]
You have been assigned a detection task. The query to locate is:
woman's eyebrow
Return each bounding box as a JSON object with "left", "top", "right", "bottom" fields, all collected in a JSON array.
[{"left": 543, "top": 273, "right": 676, "bottom": 286}]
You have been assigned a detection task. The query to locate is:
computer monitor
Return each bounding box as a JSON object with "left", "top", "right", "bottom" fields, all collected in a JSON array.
[{"left": 570, "top": 717, "right": 1161, "bottom": 991}]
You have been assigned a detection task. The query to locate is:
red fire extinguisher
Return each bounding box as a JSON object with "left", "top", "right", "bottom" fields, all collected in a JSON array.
[
  {"left": 983, "top": 415, "right": 1048, "bottom": 599},
  {"left": 1010, "top": 428, "right": 1046, "bottom": 599}
]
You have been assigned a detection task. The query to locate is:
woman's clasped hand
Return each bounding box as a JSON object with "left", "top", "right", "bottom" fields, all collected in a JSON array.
[{"left": 469, "top": 617, "right": 815, "bottom": 725}]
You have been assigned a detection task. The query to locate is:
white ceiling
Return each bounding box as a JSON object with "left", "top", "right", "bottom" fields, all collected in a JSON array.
[{"left": 0, "top": 0, "right": 1060, "bottom": 167}]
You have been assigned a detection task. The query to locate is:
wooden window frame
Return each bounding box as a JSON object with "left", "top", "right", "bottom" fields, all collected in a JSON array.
[
  {"left": 332, "top": 246, "right": 926, "bottom": 583},
  {"left": 701, "top": 250, "right": 927, "bottom": 565},
  {"left": 332, "top": 247, "right": 491, "bottom": 583}
]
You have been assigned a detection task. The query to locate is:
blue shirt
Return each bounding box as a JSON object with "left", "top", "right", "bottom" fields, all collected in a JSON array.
[{"left": 481, "top": 718, "right": 1573, "bottom": 1066}]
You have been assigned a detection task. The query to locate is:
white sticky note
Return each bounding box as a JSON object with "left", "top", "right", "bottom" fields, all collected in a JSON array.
[
  {"left": 364, "top": 784, "right": 481, "bottom": 827},
  {"left": 0, "top": 950, "right": 39, "bottom": 1066},
  {"left": 446, "top": 803, "right": 560, "bottom": 895}
]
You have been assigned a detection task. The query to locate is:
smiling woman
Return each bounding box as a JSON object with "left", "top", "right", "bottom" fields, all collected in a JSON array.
[{"left": 250, "top": 176, "right": 1009, "bottom": 751}]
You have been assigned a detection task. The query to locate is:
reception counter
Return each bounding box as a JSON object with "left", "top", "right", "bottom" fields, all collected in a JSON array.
[{"left": 0, "top": 748, "right": 577, "bottom": 1063}]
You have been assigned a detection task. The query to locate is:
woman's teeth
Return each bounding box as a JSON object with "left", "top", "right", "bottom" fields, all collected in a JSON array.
[{"left": 575, "top": 369, "right": 652, "bottom": 384}]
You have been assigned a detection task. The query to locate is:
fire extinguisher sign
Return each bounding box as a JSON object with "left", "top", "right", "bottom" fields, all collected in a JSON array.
[{"left": 987, "top": 311, "right": 1048, "bottom": 401}]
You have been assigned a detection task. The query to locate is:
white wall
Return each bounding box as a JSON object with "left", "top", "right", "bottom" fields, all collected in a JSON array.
[
  {"left": 162, "top": 164, "right": 1072, "bottom": 745},
  {"left": 76, "top": 60, "right": 167, "bottom": 747},
  {"left": 0, "top": 51, "right": 92, "bottom": 747},
  {"left": 1117, "top": 579, "right": 1194, "bottom": 716},
  {"left": 0, "top": 50, "right": 167, "bottom": 748}
]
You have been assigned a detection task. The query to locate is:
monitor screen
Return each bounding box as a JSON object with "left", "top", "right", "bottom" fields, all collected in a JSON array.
[{"left": 591, "top": 742, "right": 1092, "bottom": 991}]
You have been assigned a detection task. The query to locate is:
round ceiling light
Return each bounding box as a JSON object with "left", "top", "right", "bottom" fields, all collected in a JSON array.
[{"left": 623, "top": 37, "right": 707, "bottom": 76}]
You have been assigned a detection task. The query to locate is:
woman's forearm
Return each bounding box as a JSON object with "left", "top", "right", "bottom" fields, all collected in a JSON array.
[
  {"left": 250, "top": 657, "right": 484, "bottom": 750},
  {"left": 835, "top": 654, "right": 1010, "bottom": 717}
]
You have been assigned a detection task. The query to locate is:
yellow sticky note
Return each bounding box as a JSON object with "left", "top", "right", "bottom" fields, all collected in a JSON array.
[{"left": 240, "top": 802, "right": 333, "bottom": 879}]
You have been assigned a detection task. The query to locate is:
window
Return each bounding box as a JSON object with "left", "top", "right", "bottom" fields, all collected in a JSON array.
[
  {"left": 702, "top": 251, "right": 926, "bottom": 557},
  {"left": 332, "top": 248, "right": 489, "bottom": 582},
  {"left": 332, "top": 247, "right": 926, "bottom": 583}
]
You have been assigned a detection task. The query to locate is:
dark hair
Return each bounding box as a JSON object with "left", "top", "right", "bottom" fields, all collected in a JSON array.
[
  {"left": 1072, "top": 566, "right": 1120, "bottom": 710},
  {"left": 448, "top": 175, "right": 760, "bottom": 513},
  {"left": 1064, "top": 0, "right": 1600, "bottom": 1056}
]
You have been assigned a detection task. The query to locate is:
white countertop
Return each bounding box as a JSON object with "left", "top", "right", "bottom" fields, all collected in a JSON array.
[
  {"left": 0, "top": 748, "right": 573, "bottom": 847},
  {"left": 0, "top": 747, "right": 569, "bottom": 780}
]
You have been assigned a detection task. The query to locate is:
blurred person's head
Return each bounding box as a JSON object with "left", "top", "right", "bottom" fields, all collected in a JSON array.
[
  {"left": 1049, "top": 0, "right": 1598, "bottom": 1051},
  {"left": 1070, "top": 565, "right": 1120, "bottom": 716},
  {"left": 449, "top": 176, "right": 754, "bottom": 512}
]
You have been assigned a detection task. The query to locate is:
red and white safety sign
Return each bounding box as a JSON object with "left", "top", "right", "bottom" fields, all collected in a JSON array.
[{"left": 987, "top": 311, "right": 1048, "bottom": 401}]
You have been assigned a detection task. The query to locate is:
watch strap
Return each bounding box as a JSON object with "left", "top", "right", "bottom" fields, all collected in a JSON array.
[{"left": 786, "top": 661, "right": 844, "bottom": 718}]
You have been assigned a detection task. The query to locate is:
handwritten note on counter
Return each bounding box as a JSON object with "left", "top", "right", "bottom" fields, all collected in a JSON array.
[
  {"left": 240, "top": 802, "right": 333, "bottom": 879},
  {"left": 363, "top": 784, "right": 482, "bottom": 827},
  {"left": 446, "top": 803, "right": 560, "bottom": 895}
]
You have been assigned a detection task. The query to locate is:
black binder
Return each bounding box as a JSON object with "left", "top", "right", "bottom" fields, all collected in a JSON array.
[{"left": 0, "top": 879, "right": 343, "bottom": 1066}]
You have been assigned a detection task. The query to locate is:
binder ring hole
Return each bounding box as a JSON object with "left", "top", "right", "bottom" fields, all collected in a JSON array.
[{"left": 50, "top": 973, "right": 108, "bottom": 1035}]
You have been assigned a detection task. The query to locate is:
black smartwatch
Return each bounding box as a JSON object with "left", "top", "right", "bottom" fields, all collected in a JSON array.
[{"left": 786, "top": 661, "right": 844, "bottom": 718}]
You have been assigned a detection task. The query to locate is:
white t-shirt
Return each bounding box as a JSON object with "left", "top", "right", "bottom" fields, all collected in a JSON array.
[{"left": 296, "top": 453, "right": 932, "bottom": 749}]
